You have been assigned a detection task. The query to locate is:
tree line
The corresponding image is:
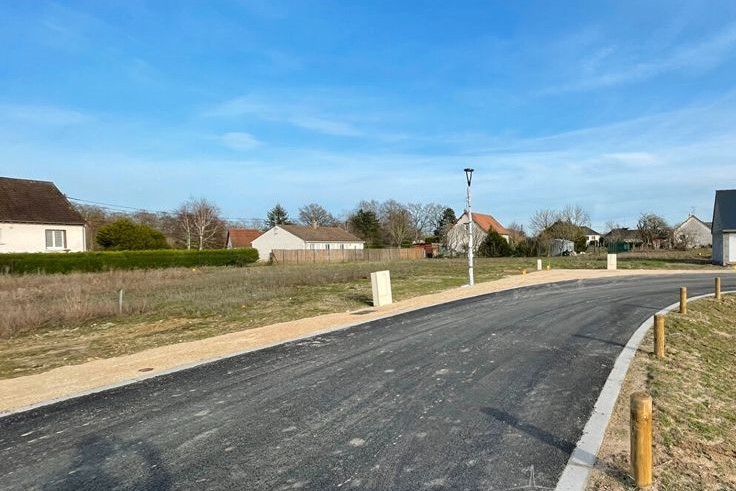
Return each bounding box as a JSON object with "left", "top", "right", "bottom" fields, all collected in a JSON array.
[
  {"left": 75, "top": 198, "right": 683, "bottom": 254},
  {"left": 74, "top": 199, "right": 457, "bottom": 251}
]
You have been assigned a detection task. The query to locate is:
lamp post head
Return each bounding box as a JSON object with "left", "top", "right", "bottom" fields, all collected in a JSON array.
[{"left": 464, "top": 168, "right": 474, "bottom": 186}]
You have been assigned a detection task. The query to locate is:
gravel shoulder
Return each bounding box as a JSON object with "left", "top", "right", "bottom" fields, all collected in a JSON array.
[{"left": 0, "top": 268, "right": 720, "bottom": 415}]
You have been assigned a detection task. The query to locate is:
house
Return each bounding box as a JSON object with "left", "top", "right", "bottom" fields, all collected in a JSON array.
[
  {"left": 225, "top": 228, "right": 262, "bottom": 249},
  {"left": 602, "top": 227, "right": 644, "bottom": 252},
  {"left": 580, "top": 226, "right": 601, "bottom": 247},
  {"left": 446, "top": 211, "right": 509, "bottom": 254},
  {"left": 0, "top": 177, "right": 86, "bottom": 253},
  {"left": 712, "top": 190, "right": 736, "bottom": 266},
  {"left": 673, "top": 215, "right": 712, "bottom": 248},
  {"left": 251, "top": 225, "right": 364, "bottom": 261},
  {"left": 603, "top": 227, "right": 643, "bottom": 252}
]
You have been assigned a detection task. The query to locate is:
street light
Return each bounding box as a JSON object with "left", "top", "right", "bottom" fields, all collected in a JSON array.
[{"left": 464, "top": 168, "right": 475, "bottom": 287}]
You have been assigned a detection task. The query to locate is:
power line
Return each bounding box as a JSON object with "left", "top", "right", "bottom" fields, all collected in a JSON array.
[{"left": 67, "top": 196, "right": 265, "bottom": 225}]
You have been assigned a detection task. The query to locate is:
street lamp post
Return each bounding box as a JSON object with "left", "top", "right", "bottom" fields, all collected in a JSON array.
[{"left": 464, "top": 168, "right": 475, "bottom": 287}]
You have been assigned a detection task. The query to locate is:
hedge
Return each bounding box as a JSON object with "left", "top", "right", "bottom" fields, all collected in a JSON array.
[{"left": 0, "top": 248, "right": 259, "bottom": 274}]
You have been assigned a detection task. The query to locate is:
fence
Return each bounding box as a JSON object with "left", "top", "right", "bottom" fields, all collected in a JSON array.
[{"left": 270, "top": 248, "right": 425, "bottom": 265}]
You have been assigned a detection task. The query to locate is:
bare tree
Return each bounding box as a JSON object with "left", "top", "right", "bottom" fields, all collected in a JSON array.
[
  {"left": 407, "top": 202, "right": 445, "bottom": 243},
  {"left": 177, "top": 198, "right": 224, "bottom": 250},
  {"left": 505, "top": 221, "right": 526, "bottom": 245},
  {"left": 559, "top": 204, "right": 591, "bottom": 227},
  {"left": 381, "top": 200, "right": 412, "bottom": 247},
  {"left": 298, "top": 203, "right": 337, "bottom": 228},
  {"left": 637, "top": 213, "right": 670, "bottom": 249},
  {"left": 529, "top": 209, "right": 560, "bottom": 236}
]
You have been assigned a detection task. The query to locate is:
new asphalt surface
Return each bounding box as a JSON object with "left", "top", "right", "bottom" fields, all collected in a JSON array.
[{"left": 1, "top": 274, "right": 732, "bottom": 490}]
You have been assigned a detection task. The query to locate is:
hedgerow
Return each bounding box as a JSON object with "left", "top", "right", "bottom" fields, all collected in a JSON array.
[{"left": 0, "top": 248, "right": 259, "bottom": 274}]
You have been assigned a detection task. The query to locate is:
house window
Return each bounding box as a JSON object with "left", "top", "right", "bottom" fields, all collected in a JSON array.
[
  {"left": 326, "top": 244, "right": 330, "bottom": 250},
  {"left": 340, "top": 244, "right": 345, "bottom": 250},
  {"left": 45, "top": 229, "right": 66, "bottom": 249}
]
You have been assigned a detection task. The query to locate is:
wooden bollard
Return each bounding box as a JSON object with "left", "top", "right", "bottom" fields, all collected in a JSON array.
[
  {"left": 654, "top": 315, "right": 665, "bottom": 359},
  {"left": 679, "top": 287, "right": 687, "bottom": 314},
  {"left": 630, "top": 392, "right": 653, "bottom": 489},
  {"left": 715, "top": 277, "right": 721, "bottom": 300}
]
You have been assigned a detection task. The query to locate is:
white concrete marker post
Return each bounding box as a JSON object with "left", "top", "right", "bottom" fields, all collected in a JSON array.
[
  {"left": 370, "top": 270, "right": 393, "bottom": 307},
  {"left": 607, "top": 254, "right": 617, "bottom": 270},
  {"left": 537, "top": 259, "right": 543, "bottom": 271}
]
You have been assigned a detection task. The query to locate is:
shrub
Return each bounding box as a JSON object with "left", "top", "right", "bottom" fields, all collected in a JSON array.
[
  {"left": 478, "top": 230, "right": 514, "bottom": 257},
  {"left": 96, "top": 219, "right": 169, "bottom": 250},
  {"left": 0, "top": 248, "right": 259, "bottom": 274}
]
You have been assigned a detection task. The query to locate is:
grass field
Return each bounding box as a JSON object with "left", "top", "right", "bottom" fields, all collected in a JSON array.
[
  {"left": 587, "top": 294, "right": 736, "bottom": 490},
  {"left": 0, "top": 250, "right": 720, "bottom": 379}
]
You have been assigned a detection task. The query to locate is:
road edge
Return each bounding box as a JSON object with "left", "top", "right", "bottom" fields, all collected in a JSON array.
[{"left": 554, "top": 291, "right": 732, "bottom": 490}]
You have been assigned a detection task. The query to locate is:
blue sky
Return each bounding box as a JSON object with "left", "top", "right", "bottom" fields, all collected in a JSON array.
[{"left": 2, "top": 1, "right": 735, "bottom": 231}]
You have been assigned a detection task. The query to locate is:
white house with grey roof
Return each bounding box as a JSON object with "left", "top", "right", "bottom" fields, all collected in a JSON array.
[
  {"left": 251, "top": 225, "right": 364, "bottom": 262},
  {"left": 0, "top": 177, "right": 87, "bottom": 253},
  {"left": 712, "top": 190, "right": 736, "bottom": 265}
]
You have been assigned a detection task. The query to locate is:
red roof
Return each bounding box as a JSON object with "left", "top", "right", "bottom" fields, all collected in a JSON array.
[
  {"left": 460, "top": 212, "right": 509, "bottom": 235},
  {"left": 227, "top": 228, "right": 262, "bottom": 248}
]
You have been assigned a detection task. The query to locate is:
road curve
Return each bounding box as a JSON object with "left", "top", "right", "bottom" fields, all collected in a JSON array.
[{"left": 0, "top": 274, "right": 732, "bottom": 490}]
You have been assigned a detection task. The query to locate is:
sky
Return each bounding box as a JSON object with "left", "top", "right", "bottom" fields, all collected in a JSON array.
[{"left": 1, "top": 1, "right": 736, "bottom": 232}]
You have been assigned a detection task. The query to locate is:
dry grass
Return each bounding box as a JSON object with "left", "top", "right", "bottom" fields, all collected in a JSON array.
[
  {"left": 587, "top": 294, "right": 736, "bottom": 490},
  {"left": 0, "top": 251, "right": 721, "bottom": 379}
]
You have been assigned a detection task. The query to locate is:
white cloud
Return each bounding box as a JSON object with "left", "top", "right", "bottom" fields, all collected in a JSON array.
[{"left": 219, "top": 131, "right": 261, "bottom": 150}]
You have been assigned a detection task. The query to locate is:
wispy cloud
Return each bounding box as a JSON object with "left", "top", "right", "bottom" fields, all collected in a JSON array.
[
  {"left": 0, "top": 104, "right": 94, "bottom": 126},
  {"left": 542, "top": 23, "right": 736, "bottom": 93},
  {"left": 219, "top": 131, "right": 261, "bottom": 150},
  {"left": 204, "top": 95, "right": 364, "bottom": 137}
]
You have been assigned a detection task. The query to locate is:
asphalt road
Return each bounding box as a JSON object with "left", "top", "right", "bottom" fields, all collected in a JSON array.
[{"left": 1, "top": 274, "right": 732, "bottom": 490}]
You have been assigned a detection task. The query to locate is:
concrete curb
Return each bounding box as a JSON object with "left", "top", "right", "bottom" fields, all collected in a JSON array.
[{"left": 555, "top": 290, "right": 734, "bottom": 490}]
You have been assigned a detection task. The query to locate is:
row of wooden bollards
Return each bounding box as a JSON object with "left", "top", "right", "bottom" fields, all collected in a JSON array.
[{"left": 629, "top": 278, "right": 723, "bottom": 489}]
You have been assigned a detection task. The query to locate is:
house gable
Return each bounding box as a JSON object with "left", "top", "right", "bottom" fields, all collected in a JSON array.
[{"left": 712, "top": 190, "right": 736, "bottom": 233}]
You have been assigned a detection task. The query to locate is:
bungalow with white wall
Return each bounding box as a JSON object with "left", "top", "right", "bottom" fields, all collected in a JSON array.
[
  {"left": 0, "top": 177, "right": 86, "bottom": 253},
  {"left": 251, "top": 225, "right": 364, "bottom": 262},
  {"left": 712, "top": 189, "right": 736, "bottom": 265}
]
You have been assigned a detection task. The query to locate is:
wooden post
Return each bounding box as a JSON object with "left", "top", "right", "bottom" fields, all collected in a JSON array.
[
  {"left": 679, "top": 287, "right": 687, "bottom": 314},
  {"left": 118, "top": 289, "right": 124, "bottom": 314},
  {"left": 715, "top": 277, "right": 721, "bottom": 300},
  {"left": 630, "top": 392, "right": 653, "bottom": 489},
  {"left": 654, "top": 315, "right": 665, "bottom": 359}
]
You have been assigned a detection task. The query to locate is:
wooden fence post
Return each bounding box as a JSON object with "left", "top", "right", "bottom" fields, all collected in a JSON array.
[
  {"left": 654, "top": 315, "right": 665, "bottom": 359},
  {"left": 679, "top": 287, "right": 687, "bottom": 314},
  {"left": 118, "top": 289, "right": 124, "bottom": 315},
  {"left": 630, "top": 392, "right": 653, "bottom": 489},
  {"left": 715, "top": 277, "right": 721, "bottom": 300}
]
